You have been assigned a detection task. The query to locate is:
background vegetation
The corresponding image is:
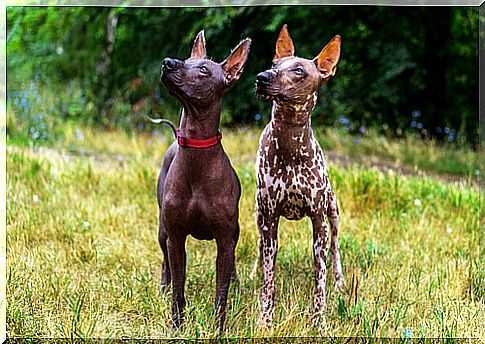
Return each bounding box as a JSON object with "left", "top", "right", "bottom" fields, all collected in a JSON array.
[
  {"left": 7, "top": 6, "right": 479, "bottom": 145},
  {"left": 6, "top": 6, "right": 482, "bottom": 339}
]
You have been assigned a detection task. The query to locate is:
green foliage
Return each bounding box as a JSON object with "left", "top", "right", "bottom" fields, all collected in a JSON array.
[{"left": 7, "top": 6, "right": 479, "bottom": 144}]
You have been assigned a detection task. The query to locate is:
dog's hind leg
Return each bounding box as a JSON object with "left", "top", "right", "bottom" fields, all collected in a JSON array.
[
  {"left": 327, "top": 188, "right": 344, "bottom": 292},
  {"left": 230, "top": 228, "right": 240, "bottom": 284},
  {"left": 158, "top": 215, "right": 171, "bottom": 293},
  {"left": 157, "top": 142, "right": 178, "bottom": 293},
  {"left": 249, "top": 213, "right": 264, "bottom": 281}
]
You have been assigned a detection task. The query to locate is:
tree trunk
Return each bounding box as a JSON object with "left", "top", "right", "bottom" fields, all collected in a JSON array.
[{"left": 96, "top": 9, "right": 119, "bottom": 122}]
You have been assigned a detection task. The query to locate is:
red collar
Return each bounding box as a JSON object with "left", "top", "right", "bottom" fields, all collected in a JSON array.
[{"left": 176, "top": 130, "right": 222, "bottom": 148}]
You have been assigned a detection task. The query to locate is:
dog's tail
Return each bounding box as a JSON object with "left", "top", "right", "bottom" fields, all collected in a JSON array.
[{"left": 146, "top": 116, "right": 177, "bottom": 140}]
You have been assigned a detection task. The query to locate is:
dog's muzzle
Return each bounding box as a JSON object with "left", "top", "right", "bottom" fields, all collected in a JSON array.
[
  {"left": 162, "top": 58, "right": 183, "bottom": 74},
  {"left": 255, "top": 71, "right": 275, "bottom": 99},
  {"left": 256, "top": 71, "right": 273, "bottom": 86}
]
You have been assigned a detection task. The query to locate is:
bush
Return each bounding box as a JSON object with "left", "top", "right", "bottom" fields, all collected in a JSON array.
[{"left": 6, "top": 6, "right": 479, "bottom": 145}]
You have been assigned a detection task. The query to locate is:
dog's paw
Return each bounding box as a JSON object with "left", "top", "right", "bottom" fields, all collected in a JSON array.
[
  {"left": 312, "top": 312, "right": 328, "bottom": 333},
  {"left": 160, "top": 283, "right": 171, "bottom": 295},
  {"left": 256, "top": 312, "right": 273, "bottom": 331},
  {"left": 334, "top": 278, "right": 345, "bottom": 293}
]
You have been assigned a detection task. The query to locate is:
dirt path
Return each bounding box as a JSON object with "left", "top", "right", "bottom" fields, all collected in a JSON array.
[
  {"left": 10, "top": 145, "right": 479, "bottom": 188},
  {"left": 324, "top": 151, "right": 479, "bottom": 188}
]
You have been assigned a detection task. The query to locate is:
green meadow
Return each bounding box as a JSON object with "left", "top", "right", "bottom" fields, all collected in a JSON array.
[{"left": 6, "top": 125, "right": 482, "bottom": 339}]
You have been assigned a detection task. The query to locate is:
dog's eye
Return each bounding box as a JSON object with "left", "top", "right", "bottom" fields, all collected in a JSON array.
[
  {"left": 295, "top": 67, "right": 303, "bottom": 75},
  {"left": 199, "top": 66, "right": 209, "bottom": 74}
]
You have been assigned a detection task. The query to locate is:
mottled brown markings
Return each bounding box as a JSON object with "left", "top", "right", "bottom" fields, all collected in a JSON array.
[{"left": 255, "top": 25, "right": 344, "bottom": 330}]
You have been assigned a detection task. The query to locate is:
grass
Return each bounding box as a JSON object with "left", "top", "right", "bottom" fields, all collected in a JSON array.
[
  {"left": 313, "top": 127, "right": 480, "bottom": 178},
  {"left": 6, "top": 125, "right": 483, "bottom": 339}
]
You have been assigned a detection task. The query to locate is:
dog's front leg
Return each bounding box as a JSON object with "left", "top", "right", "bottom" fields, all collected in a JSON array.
[
  {"left": 311, "top": 214, "right": 329, "bottom": 329},
  {"left": 256, "top": 210, "right": 279, "bottom": 329},
  {"left": 167, "top": 236, "right": 187, "bottom": 330},
  {"left": 214, "top": 235, "right": 237, "bottom": 335}
]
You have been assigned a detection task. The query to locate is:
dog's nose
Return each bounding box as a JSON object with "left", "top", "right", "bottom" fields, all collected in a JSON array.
[
  {"left": 256, "top": 71, "right": 272, "bottom": 84},
  {"left": 162, "top": 58, "right": 181, "bottom": 71}
]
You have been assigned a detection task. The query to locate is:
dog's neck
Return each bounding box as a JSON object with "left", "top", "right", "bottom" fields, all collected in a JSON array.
[
  {"left": 271, "top": 91, "right": 318, "bottom": 128},
  {"left": 267, "top": 92, "right": 319, "bottom": 157},
  {"left": 179, "top": 100, "right": 223, "bottom": 140}
]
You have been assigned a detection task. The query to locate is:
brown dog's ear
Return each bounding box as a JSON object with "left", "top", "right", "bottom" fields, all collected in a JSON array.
[
  {"left": 273, "top": 24, "right": 295, "bottom": 62},
  {"left": 190, "top": 30, "right": 206, "bottom": 59},
  {"left": 313, "top": 35, "right": 341, "bottom": 79},
  {"left": 221, "top": 38, "right": 252, "bottom": 87}
]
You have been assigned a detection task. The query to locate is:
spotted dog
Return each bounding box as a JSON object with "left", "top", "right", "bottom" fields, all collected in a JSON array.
[{"left": 254, "top": 24, "right": 344, "bottom": 329}]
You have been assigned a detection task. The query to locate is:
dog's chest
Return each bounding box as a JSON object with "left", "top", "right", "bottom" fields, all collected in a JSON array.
[
  {"left": 256, "top": 123, "right": 329, "bottom": 219},
  {"left": 162, "top": 151, "right": 240, "bottom": 239}
]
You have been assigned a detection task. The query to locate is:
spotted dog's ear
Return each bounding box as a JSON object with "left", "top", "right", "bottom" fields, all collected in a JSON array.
[
  {"left": 221, "top": 38, "right": 252, "bottom": 88},
  {"left": 314, "top": 35, "right": 341, "bottom": 80},
  {"left": 190, "top": 30, "right": 206, "bottom": 59},
  {"left": 273, "top": 24, "right": 295, "bottom": 62}
]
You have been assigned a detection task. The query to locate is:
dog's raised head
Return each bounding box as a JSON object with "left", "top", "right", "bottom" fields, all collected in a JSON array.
[
  {"left": 256, "top": 24, "right": 341, "bottom": 106},
  {"left": 161, "top": 30, "right": 251, "bottom": 110}
]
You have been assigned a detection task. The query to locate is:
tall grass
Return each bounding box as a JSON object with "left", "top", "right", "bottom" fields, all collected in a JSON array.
[
  {"left": 314, "top": 127, "right": 480, "bottom": 177},
  {"left": 6, "top": 127, "right": 482, "bottom": 339}
]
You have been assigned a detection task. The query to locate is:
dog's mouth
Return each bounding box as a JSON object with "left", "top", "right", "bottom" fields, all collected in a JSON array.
[
  {"left": 255, "top": 82, "right": 288, "bottom": 102},
  {"left": 160, "top": 68, "right": 176, "bottom": 85},
  {"left": 162, "top": 80, "right": 191, "bottom": 107},
  {"left": 161, "top": 71, "right": 184, "bottom": 96},
  {"left": 161, "top": 72, "right": 207, "bottom": 110},
  {"left": 255, "top": 82, "right": 276, "bottom": 100}
]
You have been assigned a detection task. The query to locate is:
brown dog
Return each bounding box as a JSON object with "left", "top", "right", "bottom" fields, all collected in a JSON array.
[
  {"left": 158, "top": 30, "right": 251, "bottom": 333},
  {"left": 254, "top": 25, "right": 344, "bottom": 329}
]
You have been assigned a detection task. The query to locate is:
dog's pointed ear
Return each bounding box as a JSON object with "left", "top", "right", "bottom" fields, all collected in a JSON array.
[
  {"left": 273, "top": 24, "right": 295, "bottom": 62},
  {"left": 221, "top": 38, "right": 251, "bottom": 87},
  {"left": 190, "top": 30, "right": 206, "bottom": 59},
  {"left": 314, "top": 35, "right": 341, "bottom": 79}
]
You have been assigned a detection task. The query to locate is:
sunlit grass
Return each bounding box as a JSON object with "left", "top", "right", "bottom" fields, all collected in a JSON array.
[
  {"left": 6, "top": 127, "right": 482, "bottom": 339},
  {"left": 314, "top": 127, "right": 479, "bottom": 178}
]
